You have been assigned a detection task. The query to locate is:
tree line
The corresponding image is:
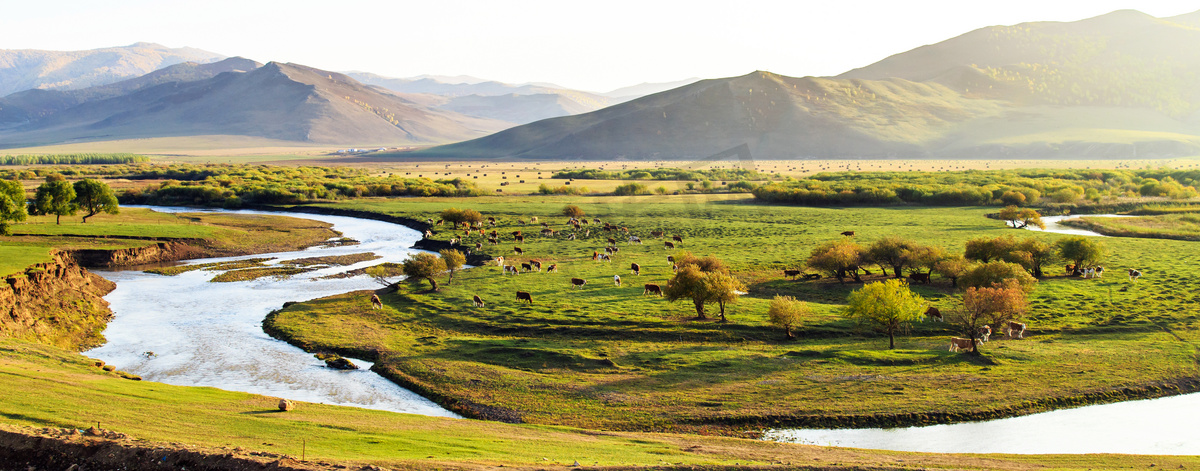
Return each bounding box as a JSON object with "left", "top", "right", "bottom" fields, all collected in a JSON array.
[{"left": 0, "top": 153, "right": 149, "bottom": 166}]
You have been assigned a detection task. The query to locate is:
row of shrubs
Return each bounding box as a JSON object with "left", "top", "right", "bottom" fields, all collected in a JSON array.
[{"left": 0, "top": 153, "right": 149, "bottom": 166}]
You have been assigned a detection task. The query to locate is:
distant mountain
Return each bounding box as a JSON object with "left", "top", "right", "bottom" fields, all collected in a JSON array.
[
  {"left": 417, "top": 10, "right": 1200, "bottom": 160},
  {"left": 0, "top": 42, "right": 225, "bottom": 97},
  {"left": 600, "top": 78, "right": 702, "bottom": 100},
  {"left": 0, "top": 62, "right": 508, "bottom": 147}
]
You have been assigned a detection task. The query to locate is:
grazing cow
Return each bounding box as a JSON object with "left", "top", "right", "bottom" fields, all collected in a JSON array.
[
  {"left": 1094, "top": 266, "right": 1105, "bottom": 278},
  {"left": 1008, "top": 321, "right": 1026, "bottom": 339},
  {"left": 613, "top": 275, "right": 622, "bottom": 286},
  {"left": 518, "top": 219, "right": 526, "bottom": 225},
  {"left": 841, "top": 231, "right": 855, "bottom": 237},
  {"left": 672, "top": 235, "right": 683, "bottom": 244},
  {"left": 477, "top": 229, "right": 485, "bottom": 236},
  {"left": 605, "top": 246, "right": 615, "bottom": 255},
  {"left": 924, "top": 306, "right": 943, "bottom": 322},
  {"left": 370, "top": 294, "right": 382, "bottom": 310},
  {"left": 607, "top": 237, "right": 617, "bottom": 245},
  {"left": 424, "top": 230, "right": 433, "bottom": 238},
  {"left": 488, "top": 216, "right": 497, "bottom": 225},
  {"left": 426, "top": 218, "right": 434, "bottom": 225},
  {"left": 1065, "top": 264, "right": 1076, "bottom": 276},
  {"left": 516, "top": 291, "right": 533, "bottom": 304},
  {"left": 571, "top": 278, "right": 587, "bottom": 289},
  {"left": 979, "top": 325, "right": 992, "bottom": 342},
  {"left": 521, "top": 263, "right": 533, "bottom": 273},
  {"left": 542, "top": 228, "right": 555, "bottom": 236},
  {"left": 629, "top": 236, "right": 642, "bottom": 244},
  {"left": 475, "top": 242, "right": 483, "bottom": 251},
  {"left": 784, "top": 269, "right": 801, "bottom": 280},
  {"left": 541, "top": 222, "right": 550, "bottom": 228},
  {"left": 592, "top": 251, "right": 600, "bottom": 261},
  {"left": 530, "top": 217, "right": 538, "bottom": 223},
  {"left": 908, "top": 272, "right": 931, "bottom": 284},
  {"left": 547, "top": 264, "right": 558, "bottom": 273},
  {"left": 436, "top": 219, "right": 444, "bottom": 226},
  {"left": 488, "top": 237, "right": 499, "bottom": 245},
  {"left": 1082, "top": 267, "right": 1096, "bottom": 279},
  {"left": 512, "top": 231, "right": 523, "bottom": 237},
  {"left": 495, "top": 256, "right": 505, "bottom": 267},
  {"left": 665, "top": 241, "right": 675, "bottom": 249},
  {"left": 598, "top": 253, "right": 612, "bottom": 262},
  {"left": 515, "top": 235, "right": 525, "bottom": 243},
  {"left": 667, "top": 256, "right": 675, "bottom": 263},
  {"left": 463, "top": 229, "right": 471, "bottom": 237},
  {"left": 651, "top": 231, "right": 664, "bottom": 238},
  {"left": 949, "top": 337, "right": 979, "bottom": 353},
  {"left": 490, "top": 230, "right": 498, "bottom": 238},
  {"left": 1128, "top": 268, "right": 1142, "bottom": 281},
  {"left": 631, "top": 263, "right": 641, "bottom": 276},
  {"left": 610, "top": 246, "right": 620, "bottom": 253},
  {"left": 513, "top": 247, "right": 524, "bottom": 255},
  {"left": 672, "top": 264, "right": 679, "bottom": 272},
  {"left": 567, "top": 233, "right": 577, "bottom": 241},
  {"left": 593, "top": 218, "right": 601, "bottom": 224},
  {"left": 504, "top": 265, "right": 519, "bottom": 275},
  {"left": 450, "top": 238, "right": 459, "bottom": 246},
  {"left": 531, "top": 260, "right": 542, "bottom": 271},
  {"left": 473, "top": 295, "right": 485, "bottom": 308},
  {"left": 803, "top": 273, "right": 822, "bottom": 280},
  {"left": 643, "top": 283, "right": 663, "bottom": 296}
]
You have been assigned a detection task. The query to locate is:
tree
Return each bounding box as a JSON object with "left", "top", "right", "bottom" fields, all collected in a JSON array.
[
  {"left": 768, "top": 295, "right": 809, "bottom": 339},
  {"left": 663, "top": 254, "right": 735, "bottom": 319},
  {"left": 1056, "top": 236, "right": 1105, "bottom": 269},
  {"left": 964, "top": 235, "right": 1017, "bottom": 263},
  {"left": 1010, "top": 238, "right": 1057, "bottom": 278},
  {"left": 0, "top": 179, "right": 27, "bottom": 236},
  {"left": 402, "top": 252, "right": 447, "bottom": 291},
  {"left": 806, "top": 239, "right": 866, "bottom": 283},
  {"left": 34, "top": 175, "right": 76, "bottom": 225},
  {"left": 72, "top": 179, "right": 119, "bottom": 223},
  {"left": 999, "top": 191, "right": 1026, "bottom": 206},
  {"left": 842, "top": 279, "right": 926, "bottom": 349},
  {"left": 867, "top": 236, "right": 916, "bottom": 278},
  {"left": 934, "top": 256, "right": 971, "bottom": 288},
  {"left": 365, "top": 262, "right": 404, "bottom": 288},
  {"left": 439, "top": 208, "right": 483, "bottom": 225},
  {"left": 904, "top": 244, "right": 946, "bottom": 277},
  {"left": 664, "top": 265, "right": 713, "bottom": 318},
  {"left": 561, "top": 205, "right": 585, "bottom": 218},
  {"left": 440, "top": 249, "right": 465, "bottom": 285},
  {"left": 959, "top": 261, "right": 1037, "bottom": 292},
  {"left": 704, "top": 271, "right": 745, "bottom": 322},
  {"left": 998, "top": 206, "right": 1045, "bottom": 230},
  {"left": 949, "top": 280, "right": 1028, "bottom": 354}
]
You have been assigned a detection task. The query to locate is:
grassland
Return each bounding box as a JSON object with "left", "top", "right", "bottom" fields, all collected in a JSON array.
[
  {"left": 258, "top": 195, "right": 1200, "bottom": 433},
  {"left": 1065, "top": 214, "right": 1200, "bottom": 241}
]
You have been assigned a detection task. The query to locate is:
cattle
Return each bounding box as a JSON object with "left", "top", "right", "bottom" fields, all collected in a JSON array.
[
  {"left": 424, "top": 230, "right": 433, "bottom": 238},
  {"left": 436, "top": 219, "right": 444, "bottom": 226},
  {"left": 488, "top": 237, "right": 499, "bottom": 245},
  {"left": 488, "top": 216, "right": 497, "bottom": 226},
  {"left": 672, "top": 264, "right": 679, "bottom": 272},
  {"left": 1065, "top": 264, "right": 1076, "bottom": 276},
  {"left": 667, "top": 256, "right": 675, "bottom": 263},
  {"left": 516, "top": 291, "right": 533, "bottom": 304},
  {"left": 513, "top": 247, "right": 524, "bottom": 255},
  {"left": 631, "top": 263, "right": 641, "bottom": 276},
  {"left": 449, "top": 238, "right": 459, "bottom": 246},
  {"left": 592, "top": 251, "right": 599, "bottom": 261},
  {"left": 517, "top": 219, "right": 526, "bottom": 225},
  {"left": 547, "top": 264, "right": 558, "bottom": 273},
  {"left": 784, "top": 269, "right": 801, "bottom": 280},
  {"left": 370, "top": 294, "right": 382, "bottom": 310},
  {"left": 473, "top": 295, "right": 485, "bottom": 308},
  {"left": 530, "top": 217, "right": 538, "bottom": 223},
  {"left": 426, "top": 218, "right": 434, "bottom": 225},
  {"left": 463, "top": 229, "right": 471, "bottom": 237},
  {"left": 515, "top": 235, "right": 525, "bottom": 243},
  {"left": 665, "top": 241, "right": 675, "bottom": 249},
  {"left": 521, "top": 263, "right": 533, "bottom": 273},
  {"left": 643, "top": 283, "right": 663, "bottom": 296},
  {"left": 542, "top": 228, "right": 555, "bottom": 236},
  {"left": 1082, "top": 267, "right": 1096, "bottom": 279},
  {"left": 949, "top": 337, "right": 978, "bottom": 353},
  {"left": 650, "top": 230, "right": 664, "bottom": 238},
  {"left": 672, "top": 235, "right": 683, "bottom": 244},
  {"left": 607, "top": 237, "right": 617, "bottom": 245},
  {"left": 1094, "top": 266, "right": 1105, "bottom": 278},
  {"left": 979, "top": 325, "right": 992, "bottom": 342},
  {"left": 593, "top": 218, "right": 601, "bottom": 224},
  {"left": 613, "top": 275, "right": 622, "bottom": 286},
  {"left": 571, "top": 278, "right": 587, "bottom": 289},
  {"left": 598, "top": 253, "right": 612, "bottom": 262},
  {"left": 841, "top": 231, "right": 855, "bottom": 237},
  {"left": 803, "top": 273, "right": 822, "bottom": 280},
  {"left": 629, "top": 236, "right": 642, "bottom": 244},
  {"left": 1128, "top": 268, "right": 1142, "bottom": 281},
  {"left": 504, "top": 265, "right": 519, "bottom": 275},
  {"left": 541, "top": 222, "right": 550, "bottom": 228},
  {"left": 567, "top": 233, "right": 576, "bottom": 241},
  {"left": 490, "top": 230, "right": 498, "bottom": 238},
  {"left": 605, "top": 246, "right": 615, "bottom": 255},
  {"left": 609, "top": 246, "right": 620, "bottom": 253},
  {"left": 924, "top": 306, "right": 943, "bottom": 322},
  {"left": 475, "top": 242, "right": 483, "bottom": 251},
  {"left": 908, "top": 272, "right": 931, "bottom": 284},
  {"left": 477, "top": 229, "right": 485, "bottom": 236},
  {"left": 531, "top": 260, "right": 542, "bottom": 271},
  {"left": 1008, "top": 321, "right": 1026, "bottom": 339},
  {"left": 512, "top": 231, "right": 523, "bottom": 237}
]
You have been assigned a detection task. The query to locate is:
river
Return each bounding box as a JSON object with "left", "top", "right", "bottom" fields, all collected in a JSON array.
[{"left": 84, "top": 207, "right": 459, "bottom": 418}]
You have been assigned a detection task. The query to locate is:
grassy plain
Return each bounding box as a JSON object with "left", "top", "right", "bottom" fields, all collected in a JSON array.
[
  {"left": 262, "top": 195, "right": 1200, "bottom": 432},
  {"left": 1067, "top": 214, "right": 1200, "bottom": 241}
]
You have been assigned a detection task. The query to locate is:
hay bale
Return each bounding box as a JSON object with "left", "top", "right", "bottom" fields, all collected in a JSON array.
[{"left": 278, "top": 399, "right": 294, "bottom": 411}]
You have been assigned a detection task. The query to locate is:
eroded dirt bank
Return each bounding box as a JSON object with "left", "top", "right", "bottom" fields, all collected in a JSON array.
[{"left": 0, "top": 250, "right": 117, "bottom": 350}]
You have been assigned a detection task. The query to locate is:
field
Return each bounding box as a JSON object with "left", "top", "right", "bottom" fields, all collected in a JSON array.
[
  {"left": 263, "top": 194, "right": 1200, "bottom": 432},
  {"left": 1066, "top": 214, "right": 1200, "bottom": 241}
]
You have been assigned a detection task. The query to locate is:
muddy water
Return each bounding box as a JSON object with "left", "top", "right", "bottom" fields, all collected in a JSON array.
[{"left": 85, "top": 207, "right": 459, "bottom": 418}]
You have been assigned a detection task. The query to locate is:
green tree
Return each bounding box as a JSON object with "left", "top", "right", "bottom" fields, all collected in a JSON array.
[
  {"left": 561, "top": 205, "right": 585, "bottom": 218},
  {"left": 72, "top": 178, "right": 119, "bottom": 223},
  {"left": 842, "top": 279, "right": 926, "bottom": 349},
  {"left": 664, "top": 265, "right": 713, "bottom": 319},
  {"left": 704, "top": 271, "right": 746, "bottom": 322},
  {"left": 364, "top": 262, "right": 404, "bottom": 288},
  {"left": 439, "top": 249, "right": 466, "bottom": 285},
  {"left": 964, "top": 235, "right": 1017, "bottom": 263},
  {"left": 806, "top": 239, "right": 865, "bottom": 283},
  {"left": 768, "top": 295, "right": 809, "bottom": 339},
  {"left": 959, "top": 261, "right": 1037, "bottom": 292},
  {"left": 439, "top": 208, "right": 483, "bottom": 225},
  {"left": 1000, "top": 191, "right": 1026, "bottom": 206},
  {"left": 34, "top": 175, "right": 76, "bottom": 225},
  {"left": 402, "top": 252, "right": 447, "bottom": 291},
  {"left": 1056, "top": 236, "right": 1105, "bottom": 269},
  {"left": 0, "top": 179, "right": 27, "bottom": 236},
  {"left": 934, "top": 256, "right": 971, "bottom": 288},
  {"left": 905, "top": 244, "right": 946, "bottom": 277},
  {"left": 663, "top": 254, "right": 733, "bottom": 319},
  {"left": 867, "top": 236, "right": 916, "bottom": 278},
  {"left": 998, "top": 206, "right": 1045, "bottom": 229},
  {"left": 1010, "top": 238, "right": 1057, "bottom": 278},
  {"left": 614, "top": 183, "right": 650, "bottom": 196}
]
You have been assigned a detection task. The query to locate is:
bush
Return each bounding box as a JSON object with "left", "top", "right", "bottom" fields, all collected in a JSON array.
[{"left": 614, "top": 183, "right": 651, "bottom": 196}]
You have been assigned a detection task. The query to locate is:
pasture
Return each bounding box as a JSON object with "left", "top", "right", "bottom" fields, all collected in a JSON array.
[{"left": 267, "top": 195, "right": 1200, "bottom": 432}]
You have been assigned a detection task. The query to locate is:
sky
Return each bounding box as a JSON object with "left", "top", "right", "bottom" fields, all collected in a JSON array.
[{"left": 2, "top": 0, "right": 1198, "bottom": 93}]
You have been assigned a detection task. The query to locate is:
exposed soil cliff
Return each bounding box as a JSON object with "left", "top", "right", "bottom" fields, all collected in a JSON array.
[
  {"left": 0, "top": 250, "right": 116, "bottom": 351},
  {"left": 67, "top": 240, "right": 209, "bottom": 268}
]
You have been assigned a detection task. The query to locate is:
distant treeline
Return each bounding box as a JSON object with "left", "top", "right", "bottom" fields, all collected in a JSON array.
[
  {"left": 0, "top": 153, "right": 149, "bottom": 166},
  {"left": 753, "top": 169, "right": 1200, "bottom": 206},
  {"left": 552, "top": 168, "right": 764, "bottom": 181},
  {"left": 97, "top": 164, "right": 486, "bottom": 206}
]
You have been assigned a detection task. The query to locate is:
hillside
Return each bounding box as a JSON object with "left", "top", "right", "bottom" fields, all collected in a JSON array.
[
  {"left": 416, "top": 9, "right": 1200, "bottom": 160},
  {"left": 0, "top": 42, "right": 224, "bottom": 97},
  {"left": 0, "top": 62, "right": 509, "bottom": 147}
]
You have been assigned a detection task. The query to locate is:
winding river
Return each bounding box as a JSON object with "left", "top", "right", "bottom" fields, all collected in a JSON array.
[{"left": 85, "top": 207, "right": 459, "bottom": 418}]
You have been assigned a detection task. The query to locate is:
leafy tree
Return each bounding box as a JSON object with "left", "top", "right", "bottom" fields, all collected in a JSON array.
[
  {"left": 806, "top": 239, "right": 866, "bottom": 283},
  {"left": 949, "top": 280, "right": 1028, "bottom": 354},
  {"left": 934, "top": 256, "right": 971, "bottom": 287},
  {"left": 1056, "top": 236, "right": 1105, "bottom": 268},
  {"left": 72, "top": 178, "right": 119, "bottom": 223},
  {"left": 842, "top": 279, "right": 926, "bottom": 349},
  {"left": 998, "top": 206, "right": 1045, "bottom": 229},
  {"left": 1010, "top": 238, "right": 1057, "bottom": 278},
  {"left": 964, "top": 235, "right": 1017, "bottom": 263},
  {"left": 364, "top": 262, "right": 404, "bottom": 288},
  {"left": 904, "top": 244, "right": 946, "bottom": 276},
  {"left": 672, "top": 251, "right": 727, "bottom": 273},
  {"left": 0, "top": 179, "right": 27, "bottom": 236},
  {"left": 614, "top": 183, "right": 650, "bottom": 196},
  {"left": 1000, "top": 191, "right": 1026, "bottom": 206},
  {"left": 664, "top": 254, "right": 734, "bottom": 319},
  {"left": 439, "top": 249, "right": 466, "bottom": 285},
  {"left": 959, "top": 261, "right": 1037, "bottom": 292},
  {"left": 439, "top": 208, "right": 483, "bottom": 225},
  {"left": 664, "top": 265, "right": 714, "bottom": 319},
  {"left": 703, "top": 271, "right": 746, "bottom": 322},
  {"left": 867, "top": 236, "right": 916, "bottom": 278},
  {"left": 34, "top": 175, "right": 76, "bottom": 225},
  {"left": 768, "top": 295, "right": 809, "bottom": 339},
  {"left": 402, "top": 252, "right": 447, "bottom": 292},
  {"left": 561, "top": 205, "right": 585, "bottom": 218}
]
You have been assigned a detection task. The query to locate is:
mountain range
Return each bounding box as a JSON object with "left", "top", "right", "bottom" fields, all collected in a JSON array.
[{"left": 0, "top": 43, "right": 225, "bottom": 97}]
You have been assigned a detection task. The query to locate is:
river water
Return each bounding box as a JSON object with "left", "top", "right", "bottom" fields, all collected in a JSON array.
[{"left": 84, "top": 207, "right": 459, "bottom": 418}]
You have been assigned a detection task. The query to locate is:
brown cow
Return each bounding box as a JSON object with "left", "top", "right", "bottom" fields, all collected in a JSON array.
[
  {"left": 511, "top": 231, "right": 523, "bottom": 237},
  {"left": 607, "top": 237, "right": 617, "bottom": 245},
  {"left": 504, "top": 265, "right": 519, "bottom": 275},
  {"left": 472, "top": 295, "right": 485, "bottom": 308},
  {"left": 605, "top": 246, "right": 615, "bottom": 255},
  {"left": 513, "top": 247, "right": 524, "bottom": 255},
  {"left": 521, "top": 263, "right": 533, "bottom": 272},
  {"left": 665, "top": 241, "right": 675, "bottom": 249},
  {"left": 1065, "top": 264, "right": 1076, "bottom": 276},
  {"left": 426, "top": 218, "right": 434, "bottom": 225},
  {"left": 949, "top": 337, "right": 978, "bottom": 352},
  {"left": 571, "top": 278, "right": 587, "bottom": 289},
  {"left": 530, "top": 217, "right": 538, "bottom": 223},
  {"left": 515, "top": 235, "right": 525, "bottom": 243},
  {"left": 516, "top": 291, "right": 533, "bottom": 304},
  {"left": 667, "top": 256, "right": 675, "bottom": 263},
  {"left": 908, "top": 272, "right": 931, "bottom": 284},
  {"left": 436, "top": 219, "right": 444, "bottom": 226},
  {"left": 924, "top": 306, "right": 943, "bottom": 322},
  {"left": 1008, "top": 321, "right": 1026, "bottom": 339},
  {"left": 672, "top": 235, "right": 683, "bottom": 243},
  {"left": 841, "top": 231, "right": 855, "bottom": 237},
  {"left": 531, "top": 260, "right": 542, "bottom": 271},
  {"left": 567, "top": 233, "right": 576, "bottom": 240},
  {"left": 631, "top": 263, "right": 641, "bottom": 275},
  {"left": 598, "top": 253, "right": 612, "bottom": 262},
  {"left": 1128, "top": 268, "right": 1142, "bottom": 281},
  {"left": 979, "top": 325, "right": 992, "bottom": 342},
  {"left": 475, "top": 242, "right": 483, "bottom": 251},
  {"left": 651, "top": 230, "right": 664, "bottom": 238},
  {"left": 613, "top": 275, "right": 622, "bottom": 286},
  {"left": 643, "top": 283, "right": 663, "bottom": 296},
  {"left": 546, "top": 264, "right": 558, "bottom": 273},
  {"left": 370, "top": 294, "right": 382, "bottom": 310},
  {"left": 784, "top": 269, "right": 801, "bottom": 280}
]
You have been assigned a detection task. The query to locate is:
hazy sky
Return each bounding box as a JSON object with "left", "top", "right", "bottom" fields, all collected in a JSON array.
[{"left": 2, "top": 0, "right": 1197, "bottom": 92}]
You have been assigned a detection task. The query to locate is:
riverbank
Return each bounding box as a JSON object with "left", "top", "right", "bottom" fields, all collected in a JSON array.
[{"left": 1061, "top": 214, "right": 1200, "bottom": 241}]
